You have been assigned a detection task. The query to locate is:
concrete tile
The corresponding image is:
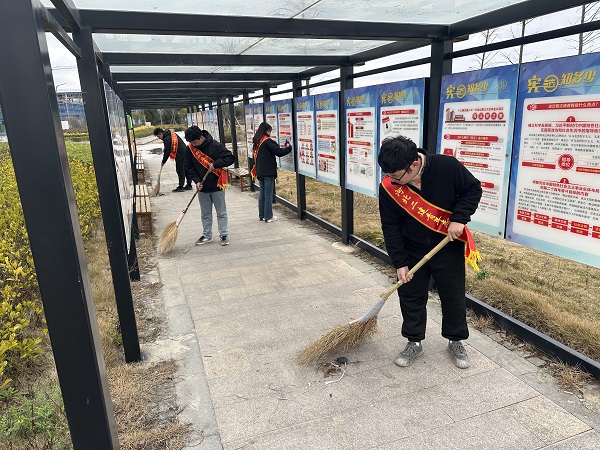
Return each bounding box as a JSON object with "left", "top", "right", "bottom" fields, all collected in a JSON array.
[
  {"left": 494, "top": 396, "right": 590, "bottom": 444},
  {"left": 421, "top": 368, "right": 540, "bottom": 421},
  {"left": 377, "top": 409, "right": 544, "bottom": 450},
  {"left": 541, "top": 430, "right": 600, "bottom": 449}
]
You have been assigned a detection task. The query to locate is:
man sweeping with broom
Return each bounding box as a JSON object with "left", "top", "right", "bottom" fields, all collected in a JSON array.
[
  {"left": 154, "top": 127, "right": 193, "bottom": 192},
  {"left": 378, "top": 136, "right": 482, "bottom": 369},
  {"left": 184, "top": 126, "right": 234, "bottom": 246}
]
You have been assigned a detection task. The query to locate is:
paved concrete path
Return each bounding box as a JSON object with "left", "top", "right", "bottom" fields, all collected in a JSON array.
[{"left": 138, "top": 137, "right": 600, "bottom": 450}]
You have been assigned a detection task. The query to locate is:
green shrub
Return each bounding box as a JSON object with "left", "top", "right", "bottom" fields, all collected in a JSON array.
[
  {"left": 0, "top": 384, "right": 71, "bottom": 447},
  {"left": 0, "top": 142, "right": 100, "bottom": 392}
]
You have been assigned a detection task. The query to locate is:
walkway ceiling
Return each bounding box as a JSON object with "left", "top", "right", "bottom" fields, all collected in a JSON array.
[{"left": 45, "top": 0, "right": 592, "bottom": 109}]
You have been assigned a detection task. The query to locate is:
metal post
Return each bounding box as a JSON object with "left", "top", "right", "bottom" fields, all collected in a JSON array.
[
  {"left": 216, "top": 98, "right": 225, "bottom": 144},
  {"left": 425, "top": 39, "right": 453, "bottom": 154},
  {"left": 229, "top": 96, "right": 239, "bottom": 168},
  {"left": 0, "top": 1, "right": 119, "bottom": 448},
  {"left": 340, "top": 65, "right": 354, "bottom": 244},
  {"left": 74, "top": 27, "right": 141, "bottom": 363},
  {"left": 243, "top": 91, "right": 255, "bottom": 191},
  {"left": 262, "top": 86, "right": 275, "bottom": 201},
  {"left": 292, "top": 80, "right": 306, "bottom": 220},
  {"left": 124, "top": 108, "right": 140, "bottom": 281}
]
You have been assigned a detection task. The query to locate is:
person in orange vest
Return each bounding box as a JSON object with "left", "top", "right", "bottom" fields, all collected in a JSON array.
[
  {"left": 251, "top": 122, "right": 292, "bottom": 222},
  {"left": 378, "top": 136, "right": 482, "bottom": 369},
  {"left": 154, "top": 128, "right": 192, "bottom": 192},
  {"left": 184, "top": 127, "right": 234, "bottom": 246}
]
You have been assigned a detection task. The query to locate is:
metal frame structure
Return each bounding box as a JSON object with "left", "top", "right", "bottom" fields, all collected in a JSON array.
[{"left": 1, "top": 0, "right": 599, "bottom": 447}]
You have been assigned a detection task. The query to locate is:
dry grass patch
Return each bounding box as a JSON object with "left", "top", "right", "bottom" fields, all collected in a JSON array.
[
  {"left": 467, "top": 231, "right": 600, "bottom": 362},
  {"left": 87, "top": 231, "right": 191, "bottom": 448}
]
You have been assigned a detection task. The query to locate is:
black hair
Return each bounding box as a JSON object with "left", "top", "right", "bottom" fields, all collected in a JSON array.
[
  {"left": 184, "top": 125, "right": 207, "bottom": 142},
  {"left": 377, "top": 135, "right": 419, "bottom": 174},
  {"left": 252, "top": 122, "right": 272, "bottom": 149},
  {"left": 153, "top": 127, "right": 165, "bottom": 137}
]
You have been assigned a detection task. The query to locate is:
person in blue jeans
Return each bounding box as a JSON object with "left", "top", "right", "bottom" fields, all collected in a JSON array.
[
  {"left": 251, "top": 122, "right": 292, "bottom": 222},
  {"left": 184, "top": 126, "right": 234, "bottom": 246}
]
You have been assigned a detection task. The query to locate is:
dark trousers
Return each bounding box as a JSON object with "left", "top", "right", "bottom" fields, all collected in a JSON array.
[
  {"left": 175, "top": 158, "right": 191, "bottom": 188},
  {"left": 397, "top": 243, "right": 468, "bottom": 342}
]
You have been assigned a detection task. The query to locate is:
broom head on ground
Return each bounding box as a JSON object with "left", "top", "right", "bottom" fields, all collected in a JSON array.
[
  {"left": 158, "top": 170, "right": 211, "bottom": 254},
  {"left": 150, "top": 166, "right": 163, "bottom": 196},
  {"left": 297, "top": 236, "right": 450, "bottom": 364}
]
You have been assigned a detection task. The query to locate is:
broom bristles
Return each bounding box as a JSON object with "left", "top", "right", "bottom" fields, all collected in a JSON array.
[
  {"left": 150, "top": 183, "right": 160, "bottom": 196},
  {"left": 296, "top": 317, "right": 378, "bottom": 364},
  {"left": 159, "top": 221, "right": 178, "bottom": 254}
]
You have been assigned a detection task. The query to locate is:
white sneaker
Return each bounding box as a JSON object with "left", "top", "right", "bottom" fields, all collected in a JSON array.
[{"left": 265, "top": 216, "right": 278, "bottom": 223}]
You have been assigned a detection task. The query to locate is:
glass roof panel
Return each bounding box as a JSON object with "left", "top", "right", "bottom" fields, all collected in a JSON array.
[
  {"left": 109, "top": 66, "right": 308, "bottom": 74},
  {"left": 93, "top": 34, "right": 261, "bottom": 54},
  {"left": 242, "top": 38, "right": 390, "bottom": 56},
  {"left": 93, "top": 34, "right": 391, "bottom": 57},
  {"left": 43, "top": 0, "right": 530, "bottom": 25}
]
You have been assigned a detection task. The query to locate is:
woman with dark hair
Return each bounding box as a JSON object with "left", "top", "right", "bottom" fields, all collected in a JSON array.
[{"left": 251, "top": 122, "right": 292, "bottom": 222}]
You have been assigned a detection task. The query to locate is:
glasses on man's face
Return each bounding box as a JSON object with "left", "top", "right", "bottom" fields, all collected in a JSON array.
[{"left": 388, "top": 166, "right": 410, "bottom": 183}]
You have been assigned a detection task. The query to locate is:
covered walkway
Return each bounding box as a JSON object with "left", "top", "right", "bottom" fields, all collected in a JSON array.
[{"left": 139, "top": 138, "right": 600, "bottom": 450}]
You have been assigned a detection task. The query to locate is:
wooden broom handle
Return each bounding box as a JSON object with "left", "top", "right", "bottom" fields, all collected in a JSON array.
[
  {"left": 380, "top": 235, "right": 451, "bottom": 301},
  {"left": 182, "top": 170, "right": 211, "bottom": 213}
]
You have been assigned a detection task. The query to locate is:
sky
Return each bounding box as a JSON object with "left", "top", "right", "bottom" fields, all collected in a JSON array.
[{"left": 46, "top": 5, "right": 595, "bottom": 102}]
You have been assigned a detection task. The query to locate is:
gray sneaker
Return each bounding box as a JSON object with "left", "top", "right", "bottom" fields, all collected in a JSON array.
[
  {"left": 220, "top": 236, "right": 230, "bottom": 246},
  {"left": 448, "top": 341, "right": 470, "bottom": 369},
  {"left": 394, "top": 341, "right": 423, "bottom": 367},
  {"left": 195, "top": 236, "right": 212, "bottom": 245}
]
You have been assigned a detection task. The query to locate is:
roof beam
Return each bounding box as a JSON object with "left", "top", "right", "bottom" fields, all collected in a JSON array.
[
  {"left": 49, "top": 0, "right": 81, "bottom": 29},
  {"left": 118, "top": 82, "right": 268, "bottom": 90},
  {"left": 103, "top": 53, "right": 349, "bottom": 66},
  {"left": 75, "top": 10, "right": 448, "bottom": 40},
  {"left": 112, "top": 72, "right": 300, "bottom": 82},
  {"left": 450, "top": 0, "right": 590, "bottom": 38},
  {"left": 41, "top": 6, "right": 80, "bottom": 58}
]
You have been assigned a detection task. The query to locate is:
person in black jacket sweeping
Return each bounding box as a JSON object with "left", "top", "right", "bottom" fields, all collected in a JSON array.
[
  {"left": 154, "top": 128, "right": 193, "bottom": 192},
  {"left": 251, "top": 122, "right": 292, "bottom": 222},
  {"left": 378, "top": 136, "right": 482, "bottom": 369},
  {"left": 184, "top": 126, "right": 235, "bottom": 246}
]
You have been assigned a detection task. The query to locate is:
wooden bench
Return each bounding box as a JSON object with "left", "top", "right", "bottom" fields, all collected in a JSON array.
[
  {"left": 135, "top": 158, "right": 145, "bottom": 183},
  {"left": 135, "top": 184, "right": 152, "bottom": 233},
  {"left": 227, "top": 167, "right": 251, "bottom": 192}
]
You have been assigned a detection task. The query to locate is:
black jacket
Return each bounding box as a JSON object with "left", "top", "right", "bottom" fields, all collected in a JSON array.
[
  {"left": 161, "top": 131, "right": 187, "bottom": 164},
  {"left": 255, "top": 138, "right": 292, "bottom": 179},
  {"left": 379, "top": 151, "right": 482, "bottom": 269},
  {"left": 184, "top": 132, "right": 234, "bottom": 193}
]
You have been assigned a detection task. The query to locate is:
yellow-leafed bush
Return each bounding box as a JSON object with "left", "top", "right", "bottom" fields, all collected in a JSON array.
[{"left": 0, "top": 141, "right": 100, "bottom": 391}]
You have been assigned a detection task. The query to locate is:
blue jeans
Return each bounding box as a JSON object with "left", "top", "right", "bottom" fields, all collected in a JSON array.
[
  {"left": 198, "top": 190, "right": 228, "bottom": 239},
  {"left": 258, "top": 176, "right": 275, "bottom": 220}
]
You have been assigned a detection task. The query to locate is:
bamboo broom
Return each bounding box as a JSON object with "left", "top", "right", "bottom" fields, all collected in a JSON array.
[
  {"left": 150, "top": 165, "right": 163, "bottom": 197},
  {"left": 297, "top": 236, "right": 451, "bottom": 364},
  {"left": 158, "top": 170, "right": 211, "bottom": 254}
]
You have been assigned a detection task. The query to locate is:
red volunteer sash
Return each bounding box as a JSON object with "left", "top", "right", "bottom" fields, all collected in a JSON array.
[
  {"left": 250, "top": 135, "right": 269, "bottom": 181},
  {"left": 188, "top": 144, "right": 227, "bottom": 189},
  {"left": 382, "top": 175, "right": 481, "bottom": 271},
  {"left": 169, "top": 131, "right": 178, "bottom": 159}
]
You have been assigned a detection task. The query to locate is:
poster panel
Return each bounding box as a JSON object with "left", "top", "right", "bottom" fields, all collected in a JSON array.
[
  {"left": 265, "top": 101, "right": 279, "bottom": 143},
  {"left": 265, "top": 102, "right": 280, "bottom": 167},
  {"left": 245, "top": 104, "right": 254, "bottom": 157},
  {"left": 103, "top": 81, "right": 133, "bottom": 251},
  {"left": 277, "top": 99, "right": 295, "bottom": 172},
  {"left": 437, "top": 66, "right": 519, "bottom": 237},
  {"left": 295, "top": 95, "right": 317, "bottom": 178},
  {"left": 253, "top": 103, "right": 264, "bottom": 135},
  {"left": 315, "top": 92, "right": 340, "bottom": 186},
  {"left": 377, "top": 78, "right": 426, "bottom": 186},
  {"left": 507, "top": 53, "right": 600, "bottom": 268},
  {"left": 344, "top": 86, "right": 378, "bottom": 197}
]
